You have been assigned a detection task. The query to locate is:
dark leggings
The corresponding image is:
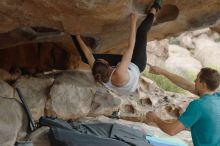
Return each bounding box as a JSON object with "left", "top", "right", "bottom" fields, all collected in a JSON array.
[{"left": 72, "top": 13, "right": 154, "bottom": 72}]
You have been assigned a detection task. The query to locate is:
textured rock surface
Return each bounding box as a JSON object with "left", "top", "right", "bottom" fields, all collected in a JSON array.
[
  {"left": 0, "top": 41, "right": 79, "bottom": 73},
  {"left": 0, "top": 97, "right": 28, "bottom": 146},
  {"left": 1, "top": 0, "right": 220, "bottom": 41},
  {"left": 0, "top": 80, "right": 14, "bottom": 98},
  {"left": 193, "top": 37, "right": 220, "bottom": 70},
  {"left": 89, "top": 88, "right": 122, "bottom": 117},
  {"left": 145, "top": 29, "right": 220, "bottom": 83},
  {"left": 165, "top": 44, "right": 202, "bottom": 76},
  {"left": 0, "top": 70, "right": 192, "bottom": 144},
  {"left": 0, "top": 0, "right": 220, "bottom": 72},
  {"left": 13, "top": 71, "right": 191, "bottom": 121},
  {"left": 147, "top": 39, "right": 169, "bottom": 67},
  {"left": 46, "top": 71, "right": 97, "bottom": 120},
  {"left": 14, "top": 76, "right": 54, "bottom": 120},
  {"left": 29, "top": 127, "right": 50, "bottom": 146}
]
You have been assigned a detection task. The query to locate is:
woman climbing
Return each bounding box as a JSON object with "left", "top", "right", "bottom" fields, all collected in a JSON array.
[{"left": 73, "top": 0, "right": 162, "bottom": 92}]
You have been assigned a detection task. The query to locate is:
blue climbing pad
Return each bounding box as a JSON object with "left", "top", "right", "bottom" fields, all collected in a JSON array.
[{"left": 146, "top": 135, "right": 187, "bottom": 146}]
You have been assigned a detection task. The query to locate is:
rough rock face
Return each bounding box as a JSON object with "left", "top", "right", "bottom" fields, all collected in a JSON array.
[
  {"left": 147, "top": 39, "right": 169, "bottom": 67},
  {"left": 14, "top": 76, "right": 54, "bottom": 120},
  {"left": 0, "top": 80, "right": 14, "bottom": 98},
  {"left": 0, "top": 41, "right": 79, "bottom": 73},
  {"left": 46, "top": 71, "right": 97, "bottom": 119},
  {"left": 165, "top": 44, "right": 202, "bottom": 76},
  {"left": 0, "top": 70, "right": 192, "bottom": 145},
  {"left": 29, "top": 127, "right": 50, "bottom": 146},
  {"left": 2, "top": 71, "right": 191, "bottom": 122},
  {"left": 193, "top": 36, "right": 220, "bottom": 70},
  {"left": 0, "top": 97, "right": 28, "bottom": 146},
  {"left": 0, "top": 0, "right": 220, "bottom": 72}
]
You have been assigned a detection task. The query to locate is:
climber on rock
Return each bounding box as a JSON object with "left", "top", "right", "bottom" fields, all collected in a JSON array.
[{"left": 72, "top": 0, "right": 162, "bottom": 93}]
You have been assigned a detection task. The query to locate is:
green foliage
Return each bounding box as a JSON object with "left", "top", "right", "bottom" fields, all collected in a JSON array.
[
  {"left": 142, "top": 71, "right": 185, "bottom": 93},
  {"left": 184, "top": 70, "right": 197, "bottom": 82},
  {"left": 186, "top": 48, "right": 195, "bottom": 55},
  {"left": 214, "top": 38, "right": 220, "bottom": 42},
  {"left": 169, "top": 37, "right": 180, "bottom": 45}
]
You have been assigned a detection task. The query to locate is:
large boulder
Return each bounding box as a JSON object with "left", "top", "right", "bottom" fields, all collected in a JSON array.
[
  {"left": 14, "top": 76, "right": 54, "bottom": 120},
  {"left": 0, "top": 0, "right": 220, "bottom": 71},
  {"left": 193, "top": 37, "right": 220, "bottom": 70},
  {"left": 147, "top": 39, "right": 169, "bottom": 67},
  {"left": 0, "top": 80, "right": 14, "bottom": 98},
  {"left": 29, "top": 127, "right": 50, "bottom": 146},
  {"left": 46, "top": 71, "right": 97, "bottom": 120},
  {"left": 0, "top": 69, "right": 194, "bottom": 145},
  {"left": 88, "top": 88, "right": 122, "bottom": 117},
  {"left": 1, "top": 0, "right": 220, "bottom": 41},
  {"left": 0, "top": 69, "right": 20, "bottom": 82},
  {"left": 0, "top": 97, "right": 28, "bottom": 146},
  {"left": 177, "top": 28, "right": 211, "bottom": 49},
  {"left": 165, "top": 45, "right": 202, "bottom": 77},
  {"left": 119, "top": 76, "right": 191, "bottom": 122}
]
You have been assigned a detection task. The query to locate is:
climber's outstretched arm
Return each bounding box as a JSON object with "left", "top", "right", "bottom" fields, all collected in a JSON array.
[{"left": 76, "top": 35, "right": 95, "bottom": 68}]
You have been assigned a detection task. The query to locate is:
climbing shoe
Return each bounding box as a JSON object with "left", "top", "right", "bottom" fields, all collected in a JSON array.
[{"left": 152, "top": 0, "right": 162, "bottom": 10}]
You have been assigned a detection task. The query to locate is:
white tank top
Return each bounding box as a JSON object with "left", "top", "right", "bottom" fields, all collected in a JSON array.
[{"left": 103, "top": 63, "right": 140, "bottom": 93}]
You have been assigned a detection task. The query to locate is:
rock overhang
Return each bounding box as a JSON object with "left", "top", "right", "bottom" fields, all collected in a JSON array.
[{"left": 0, "top": 0, "right": 220, "bottom": 72}]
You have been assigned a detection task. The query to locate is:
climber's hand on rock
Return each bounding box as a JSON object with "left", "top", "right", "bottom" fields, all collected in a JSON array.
[{"left": 130, "top": 12, "right": 138, "bottom": 23}]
